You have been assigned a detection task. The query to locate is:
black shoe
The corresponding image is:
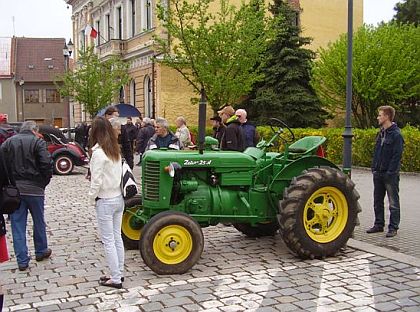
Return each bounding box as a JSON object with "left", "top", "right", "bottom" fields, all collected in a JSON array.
[
  {"left": 366, "top": 226, "right": 384, "bottom": 234},
  {"left": 386, "top": 229, "right": 397, "bottom": 237},
  {"left": 99, "top": 279, "right": 123, "bottom": 289},
  {"left": 100, "top": 276, "right": 125, "bottom": 282},
  {"left": 18, "top": 264, "right": 29, "bottom": 271},
  {"left": 36, "top": 248, "right": 52, "bottom": 262}
]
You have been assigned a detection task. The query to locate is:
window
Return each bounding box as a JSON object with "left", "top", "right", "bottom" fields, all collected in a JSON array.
[
  {"left": 79, "top": 29, "right": 85, "bottom": 52},
  {"left": 24, "top": 89, "right": 39, "bottom": 103},
  {"left": 144, "top": 75, "right": 152, "bottom": 117},
  {"left": 146, "top": 0, "right": 152, "bottom": 30},
  {"left": 131, "top": 0, "right": 136, "bottom": 37},
  {"left": 119, "top": 86, "right": 125, "bottom": 103},
  {"left": 117, "top": 6, "right": 122, "bottom": 39},
  {"left": 130, "top": 79, "right": 136, "bottom": 105},
  {"left": 106, "top": 14, "right": 111, "bottom": 40},
  {"left": 46, "top": 89, "right": 60, "bottom": 103},
  {"left": 96, "top": 20, "right": 101, "bottom": 45}
]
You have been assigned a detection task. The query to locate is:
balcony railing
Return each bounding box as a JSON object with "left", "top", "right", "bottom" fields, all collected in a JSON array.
[{"left": 96, "top": 39, "right": 127, "bottom": 58}]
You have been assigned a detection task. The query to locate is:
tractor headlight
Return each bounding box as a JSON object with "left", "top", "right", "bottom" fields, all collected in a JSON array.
[{"left": 164, "top": 162, "right": 181, "bottom": 177}]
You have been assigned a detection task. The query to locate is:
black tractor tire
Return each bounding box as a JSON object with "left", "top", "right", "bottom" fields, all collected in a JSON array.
[
  {"left": 139, "top": 211, "right": 204, "bottom": 275},
  {"left": 53, "top": 155, "right": 74, "bottom": 175},
  {"left": 278, "top": 167, "right": 361, "bottom": 260},
  {"left": 233, "top": 221, "right": 279, "bottom": 237},
  {"left": 122, "top": 195, "right": 143, "bottom": 250}
]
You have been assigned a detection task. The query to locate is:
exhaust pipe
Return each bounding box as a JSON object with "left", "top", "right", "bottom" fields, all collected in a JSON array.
[{"left": 198, "top": 88, "right": 207, "bottom": 154}]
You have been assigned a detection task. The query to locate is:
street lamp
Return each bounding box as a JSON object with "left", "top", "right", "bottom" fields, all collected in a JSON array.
[
  {"left": 63, "top": 39, "right": 73, "bottom": 140},
  {"left": 342, "top": 0, "right": 353, "bottom": 176}
]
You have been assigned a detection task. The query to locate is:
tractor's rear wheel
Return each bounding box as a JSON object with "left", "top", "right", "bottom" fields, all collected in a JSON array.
[
  {"left": 278, "top": 167, "right": 361, "bottom": 259},
  {"left": 122, "top": 195, "right": 143, "bottom": 250},
  {"left": 233, "top": 221, "right": 279, "bottom": 237},
  {"left": 139, "top": 211, "right": 204, "bottom": 275}
]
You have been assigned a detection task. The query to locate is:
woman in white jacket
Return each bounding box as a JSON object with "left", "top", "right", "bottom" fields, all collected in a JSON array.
[{"left": 88, "top": 116, "right": 124, "bottom": 289}]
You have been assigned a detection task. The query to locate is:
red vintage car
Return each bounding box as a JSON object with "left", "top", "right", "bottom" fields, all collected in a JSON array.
[{"left": 38, "top": 126, "right": 89, "bottom": 175}]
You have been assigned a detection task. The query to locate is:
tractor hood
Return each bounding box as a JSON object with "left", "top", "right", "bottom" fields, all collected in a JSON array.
[{"left": 143, "top": 149, "right": 255, "bottom": 169}]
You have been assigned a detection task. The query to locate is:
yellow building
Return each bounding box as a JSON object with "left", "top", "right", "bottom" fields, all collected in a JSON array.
[{"left": 66, "top": 0, "right": 363, "bottom": 125}]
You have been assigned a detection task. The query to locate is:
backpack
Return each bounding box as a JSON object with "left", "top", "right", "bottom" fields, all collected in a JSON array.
[
  {"left": 0, "top": 127, "right": 16, "bottom": 146},
  {"left": 189, "top": 131, "right": 196, "bottom": 145}
]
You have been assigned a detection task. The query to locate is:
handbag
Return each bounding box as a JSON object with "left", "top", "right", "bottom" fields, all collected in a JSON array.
[
  {"left": 0, "top": 149, "right": 21, "bottom": 215},
  {"left": 121, "top": 159, "right": 138, "bottom": 199}
]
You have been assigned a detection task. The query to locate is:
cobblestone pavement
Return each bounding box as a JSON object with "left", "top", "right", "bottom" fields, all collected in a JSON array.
[
  {"left": 1, "top": 167, "right": 419, "bottom": 311},
  {"left": 351, "top": 169, "right": 420, "bottom": 258}
]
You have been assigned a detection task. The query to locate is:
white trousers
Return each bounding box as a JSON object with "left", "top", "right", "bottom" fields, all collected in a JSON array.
[{"left": 95, "top": 195, "right": 125, "bottom": 283}]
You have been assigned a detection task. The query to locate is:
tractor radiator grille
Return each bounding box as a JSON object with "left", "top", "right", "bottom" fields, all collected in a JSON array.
[{"left": 144, "top": 160, "right": 160, "bottom": 201}]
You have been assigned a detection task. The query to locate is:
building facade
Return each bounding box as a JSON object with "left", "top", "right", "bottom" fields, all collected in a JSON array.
[
  {"left": 0, "top": 38, "right": 17, "bottom": 122},
  {"left": 67, "top": 0, "right": 363, "bottom": 125},
  {"left": 13, "top": 37, "right": 69, "bottom": 126}
]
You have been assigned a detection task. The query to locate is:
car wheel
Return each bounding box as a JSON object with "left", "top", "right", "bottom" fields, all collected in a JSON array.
[{"left": 54, "top": 155, "right": 74, "bottom": 175}]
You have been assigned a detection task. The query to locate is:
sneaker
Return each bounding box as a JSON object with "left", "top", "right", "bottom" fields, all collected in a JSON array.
[
  {"left": 366, "top": 226, "right": 384, "bottom": 234},
  {"left": 35, "top": 248, "right": 52, "bottom": 262},
  {"left": 386, "top": 229, "right": 397, "bottom": 237},
  {"left": 18, "top": 264, "right": 29, "bottom": 271}
]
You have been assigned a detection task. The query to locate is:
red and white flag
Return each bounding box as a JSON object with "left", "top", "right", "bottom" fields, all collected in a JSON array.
[{"left": 84, "top": 25, "right": 98, "bottom": 39}]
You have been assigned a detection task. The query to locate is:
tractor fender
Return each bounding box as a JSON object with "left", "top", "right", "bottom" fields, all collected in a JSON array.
[
  {"left": 51, "top": 147, "right": 79, "bottom": 161},
  {"left": 276, "top": 156, "right": 339, "bottom": 181}
]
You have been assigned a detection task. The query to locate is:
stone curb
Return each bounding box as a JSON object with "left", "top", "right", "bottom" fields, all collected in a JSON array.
[{"left": 348, "top": 238, "right": 420, "bottom": 267}]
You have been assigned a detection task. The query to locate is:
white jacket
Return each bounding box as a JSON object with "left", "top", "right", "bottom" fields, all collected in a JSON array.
[{"left": 88, "top": 144, "right": 122, "bottom": 204}]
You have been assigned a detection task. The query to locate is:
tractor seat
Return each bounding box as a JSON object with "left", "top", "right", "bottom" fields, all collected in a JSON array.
[{"left": 288, "top": 136, "right": 326, "bottom": 156}]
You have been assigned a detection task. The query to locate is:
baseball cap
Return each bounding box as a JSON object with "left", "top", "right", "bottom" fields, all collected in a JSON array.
[
  {"left": 0, "top": 114, "right": 7, "bottom": 122},
  {"left": 210, "top": 116, "right": 222, "bottom": 122},
  {"left": 217, "top": 105, "right": 235, "bottom": 116}
]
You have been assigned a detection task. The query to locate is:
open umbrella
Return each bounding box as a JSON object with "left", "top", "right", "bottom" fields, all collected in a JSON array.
[{"left": 97, "top": 104, "right": 142, "bottom": 117}]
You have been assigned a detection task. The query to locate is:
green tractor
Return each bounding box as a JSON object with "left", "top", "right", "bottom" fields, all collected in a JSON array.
[{"left": 122, "top": 116, "right": 361, "bottom": 275}]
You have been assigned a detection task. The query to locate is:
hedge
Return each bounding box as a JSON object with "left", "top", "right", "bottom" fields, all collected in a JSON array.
[{"left": 186, "top": 125, "right": 420, "bottom": 172}]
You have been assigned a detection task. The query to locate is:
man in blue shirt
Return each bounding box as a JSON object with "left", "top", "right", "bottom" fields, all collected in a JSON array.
[{"left": 367, "top": 106, "right": 404, "bottom": 238}]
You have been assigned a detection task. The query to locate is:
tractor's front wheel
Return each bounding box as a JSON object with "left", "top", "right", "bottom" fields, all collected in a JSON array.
[
  {"left": 122, "top": 195, "right": 143, "bottom": 250},
  {"left": 278, "top": 167, "right": 361, "bottom": 259},
  {"left": 139, "top": 211, "right": 204, "bottom": 274},
  {"left": 233, "top": 221, "right": 279, "bottom": 237}
]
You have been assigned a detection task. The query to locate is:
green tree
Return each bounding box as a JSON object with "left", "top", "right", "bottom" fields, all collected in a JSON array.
[
  {"left": 154, "top": 0, "right": 274, "bottom": 111},
  {"left": 242, "top": 0, "right": 328, "bottom": 127},
  {"left": 393, "top": 0, "right": 420, "bottom": 26},
  {"left": 312, "top": 23, "right": 420, "bottom": 128},
  {"left": 57, "top": 47, "right": 129, "bottom": 117}
]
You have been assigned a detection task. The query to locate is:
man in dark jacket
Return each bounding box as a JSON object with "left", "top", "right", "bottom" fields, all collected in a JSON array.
[
  {"left": 104, "top": 106, "right": 134, "bottom": 169},
  {"left": 210, "top": 116, "right": 226, "bottom": 144},
  {"left": 136, "top": 117, "right": 155, "bottom": 165},
  {"left": 218, "top": 105, "right": 245, "bottom": 152},
  {"left": 125, "top": 117, "right": 138, "bottom": 152},
  {"left": 235, "top": 109, "right": 259, "bottom": 148},
  {"left": 145, "top": 117, "right": 182, "bottom": 151},
  {"left": 1, "top": 121, "right": 53, "bottom": 271},
  {"left": 367, "top": 106, "right": 404, "bottom": 238}
]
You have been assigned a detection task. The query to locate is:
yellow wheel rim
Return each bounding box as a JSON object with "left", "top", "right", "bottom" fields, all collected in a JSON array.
[
  {"left": 153, "top": 225, "right": 193, "bottom": 265},
  {"left": 122, "top": 207, "right": 142, "bottom": 241},
  {"left": 303, "top": 186, "right": 348, "bottom": 243}
]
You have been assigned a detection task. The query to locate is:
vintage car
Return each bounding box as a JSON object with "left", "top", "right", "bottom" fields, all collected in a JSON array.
[{"left": 38, "top": 125, "right": 89, "bottom": 175}]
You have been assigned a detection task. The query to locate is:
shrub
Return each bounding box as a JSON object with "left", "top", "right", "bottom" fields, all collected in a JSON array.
[{"left": 188, "top": 125, "right": 420, "bottom": 172}]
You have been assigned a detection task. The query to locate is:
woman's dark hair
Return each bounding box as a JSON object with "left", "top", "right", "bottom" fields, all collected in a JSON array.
[
  {"left": 89, "top": 116, "right": 120, "bottom": 162},
  {"left": 104, "top": 106, "right": 119, "bottom": 117}
]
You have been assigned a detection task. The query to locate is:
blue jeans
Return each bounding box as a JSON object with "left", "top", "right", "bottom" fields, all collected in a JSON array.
[
  {"left": 10, "top": 195, "right": 48, "bottom": 266},
  {"left": 95, "top": 195, "right": 125, "bottom": 283},
  {"left": 373, "top": 172, "right": 400, "bottom": 231}
]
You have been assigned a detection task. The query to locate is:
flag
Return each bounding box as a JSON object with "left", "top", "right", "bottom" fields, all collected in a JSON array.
[{"left": 84, "top": 25, "right": 98, "bottom": 39}]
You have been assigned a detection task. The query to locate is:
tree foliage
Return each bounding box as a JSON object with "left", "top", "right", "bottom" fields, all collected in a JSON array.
[
  {"left": 241, "top": 0, "right": 328, "bottom": 127},
  {"left": 393, "top": 0, "right": 420, "bottom": 26},
  {"left": 312, "top": 23, "right": 420, "bottom": 128},
  {"left": 57, "top": 47, "right": 129, "bottom": 117},
  {"left": 155, "top": 0, "right": 275, "bottom": 111}
]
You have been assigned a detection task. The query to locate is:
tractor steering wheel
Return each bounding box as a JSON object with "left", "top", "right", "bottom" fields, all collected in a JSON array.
[{"left": 269, "top": 118, "right": 295, "bottom": 143}]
